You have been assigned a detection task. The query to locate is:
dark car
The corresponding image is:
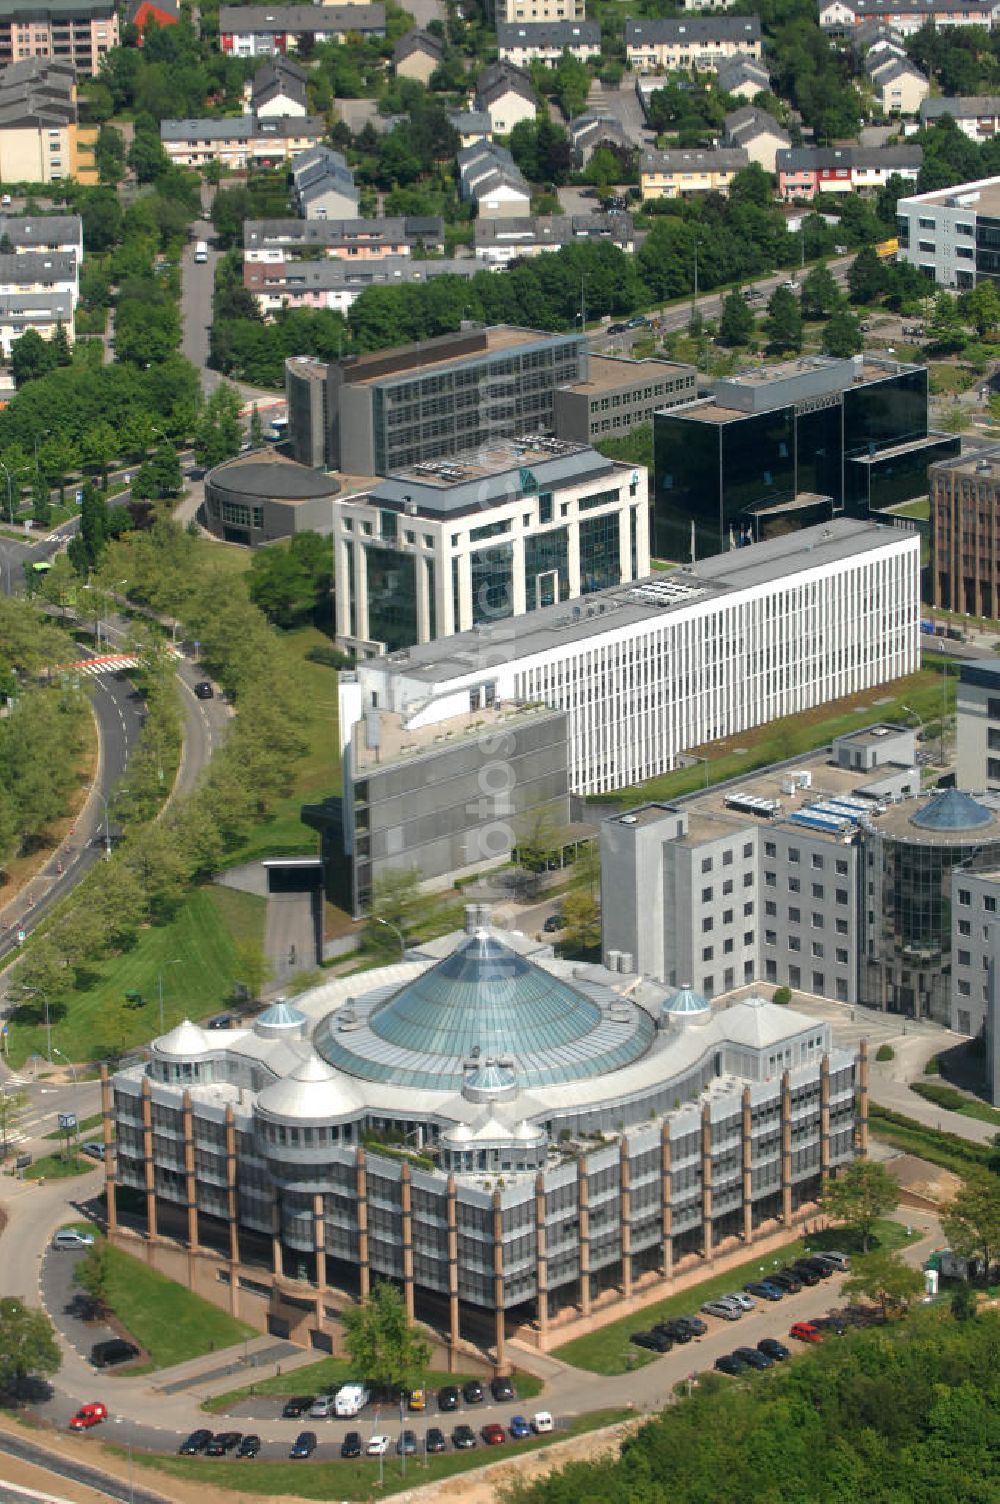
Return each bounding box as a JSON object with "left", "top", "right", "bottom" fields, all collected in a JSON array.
[
  {"left": 745, "top": 1281, "right": 784, "bottom": 1302},
  {"left": 758, "top": 1338, "right": 790, "bottom": 1362},
  {"left": 656, "top": 1319, "right": 693, "bottom": 1344},
  {"left": 490, "top": 1376, "right": 515, "bottom": 1402},
  {"left": 426, "top": 1426, "right": 447, "bottom": 1454},
  {"left": 205, "top": 1432, "right": 241, "bottom": 1456},
  {"left": 631, "top": 1329, "right": 672, "bottom": 1353},
  {"left": 438, "top": 1385, "right": 460, "bottom": 1412},
  {"left": 791, "top": 1263, "right": 821, "bottom": 1286},
  {"left": 289, "top": 1431, "right": 317, "bottom": 1459},
  {"left": 91, "top": 1339, "right": 139, "bottom": 1368},
  {"left": 341, "top": 1432, "right": 363, "bottom": 1459},
  {"left": 397, "top": 1429, "right": 418, "bottom": 1456},
  {"left": 179, "top": 1429, "right": 213, "bottom": 1456},
  {"left": 236, "top": 1434, "right": 261, "bottom": 1458},
  {"left": 769, "top": 1270, "right": 803, "bottom": 1294},
  {"left": 282, "top": 1396, "right": 314, "bottom": 1418},
  {"left": 543, "top": 914, "right": 563, "bottom": 933},
  {"left": 463, "top": 1379, "right": 484, "bottom": 1405},
  {"left": 797, "top": 1258, "right": 833, "bottom": 1280},
  {"left": 626, "top": 315, "right": 651, "bottom": 329},
  {"left": 733, "top": 1346, "right": 773, "bottom": 1371},
  {"left": 194, "top": 681, "right": 214, "bottom": 699},
  {"left": 452, "top": 1423, "right": 477, "bottom": 1449},
  {"left": 714, "top": 1353, "right": 748, "bottom": 1376},
  {"left": 207, "top": 1013, "right": 233, "bottom": 1030},
  {"left": 607, "top": 322, "right": 628, "bottom": 334},
  {"left": 813, "top": 1316, "right": 848, "bottom": 1336},
  {"left": 678, "top": 1315, "right": 707, "bottom": 1337}
]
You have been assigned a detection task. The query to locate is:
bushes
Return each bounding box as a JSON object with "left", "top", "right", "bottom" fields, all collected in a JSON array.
[
  {"left": 910, "top": 1080, "right": 974, "bottom": 1114},
  {"left": 772, "top": 986, "right": 792, "bottom": 1006},
  {"left": 925, "top": 1055, "right": 941, "bottom": 1075},
  {"left": 876, "top": 1044, "right": 895, "bottom": 1062}
]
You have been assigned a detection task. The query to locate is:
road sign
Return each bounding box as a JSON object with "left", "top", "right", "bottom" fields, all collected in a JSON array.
[
  {"left": 16, "top": 929, "right": 25, "bottom": 945},
  {"left": 58, "top": 1112, "right": 77, "bottom": 1131},
  {"left": 75, "top": 489, "right": 83, "bottom": 504}
]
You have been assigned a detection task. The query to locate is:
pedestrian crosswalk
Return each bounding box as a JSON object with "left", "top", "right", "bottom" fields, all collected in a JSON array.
[{"left": 72, "top": 654, "right": 142, "bottom": 677}]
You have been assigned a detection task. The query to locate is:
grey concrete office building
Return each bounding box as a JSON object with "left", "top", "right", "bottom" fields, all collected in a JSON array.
[
  {"left": 202, "top": 449, "right": 346, "bottom": 546},
  {"left": 956, "top": 658, "right": 1000, "bottom": 793},
  {"left": 553, "top": 354, "right": 697, "bottom": 446},
  {"left": 105, "top": 910, "right": 862, "bottom": 1360},
  {"left": 286, "top": 325, "right": 588, "bottom": 476}
]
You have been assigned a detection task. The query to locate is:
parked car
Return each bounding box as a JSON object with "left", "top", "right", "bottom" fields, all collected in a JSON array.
[
  {"left": 510, "top": 1415, "right": 531, "bottom": 1439},
  {"left": 290, "top": 1431, "right": 317, "bottom": 1459},
  {"left": 679, "top": 1316, "right": 707, "bottom": 1336},
  {"left": 758, "top": 1338, "right": 790, "bottom": 1362},
  {"left": 309, "top": 1394, "right": 335, "bottom": 1418},
  {"left": 543, "top": 913, "right": 563, "bottom": 933},
  {"left": 236, "top": 1434, "right": 261, "bottom": 1458},
  {"left": 703, "top": 1299, "right": 743, "bottom": 1321},
  {"left": 341, "top": 1432, "right": 363, "bottom": 1459},
  {"left": 206, "top": 1432, "right": 241, "bottom": 1456},
  {"left": 630, "top": 1329, "right": 672, "bottom": 1352},
  {"left": 53, "top": 1229, "right": 94, "bottom": 1250},
  {"left": 408, "top": 1387, "right": 427, "bottom": 1411},
  {"left": 656, "top": 1318, "right": 693, "bottom": 1344},
  {"left": 607, "top": 321, "right": 628, "bottom": 334},
  {"left": 397, "top": 1430, "right": 418, "bottom": 1455},
  {"left": 714, "top": 1353, "right": 748, "bottom": 1376},
  {"left": 733, "top": 1346, "right": 773, "bottom": 1371},
  {"left": 426, "top": 1426, "right": 447, "bottom": 1453},
  {"left": 463, "top": 1379, "right": 484, "bottom": 1405},
  {"left": 438, "top": 1385, "right": 460, "bottom": 1411},
  {"left": 69, "top": 1402, "right": 108, "bottom": 1431},
  {"left": 366, "top": 1434, "right": 390, "bottom": 1457},
  {"left": 533, "top": 1412, "right": 554, "bottom": 1433},
  {"left": 281, "top": 1396, "right": 314, "bottom": 1418},
  {"left": 482, "top": 1423, "right": 506, "bottom": 1445},
  {"left": 813, "top": 1315, "right": 848, "bottom": 1336},
  {"left": 194, "top": 681, "right": 214, "bottom": 699},
  {"left": 769, "top": 1270, "right": 803, "bottom": 1293},
  {"left": 744, "top": 1281, "right": 784, "bottom": 1301},
  {"left": 179, "top": 1430, "right": 213, "bottom": 1456},
  {"left": 814, "top": 1251, "right": 851, "bottom": 1272},
  {"left": 490, "top": 1376, "right": 515, "bottom": 1402},
  {"left": 452, "top": 1423, "right": 477, "bottom": 1449},
  {"left": 627, "top": 315, "right": 652, "bottom": 329},
  {"left": 790, "top": 1264, "right": 821, "bottom": 1286},
  {"left": 789, "top": 1321, "right": 824, "bottom": 1343},
  {"left": 723, "top": 1292, "right": 755, "bottom": 1312},
  {"left": 91, "top": 1339, "right": 139, "bottom": 1368},
  {"left": 81, "top": 1142, "right": 105, "bottom": 1161},
  {"left": 796, "top": 1258, "right": 833, "bottom": 1280}
]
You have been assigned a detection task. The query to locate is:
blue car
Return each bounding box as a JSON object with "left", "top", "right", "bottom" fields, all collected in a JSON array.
[
  {"left": 509, "top": 1415, "right": 531, "bottom": 1440},
  {"left": 744, "top": 1280, "right": 784, "bottom": 1301}
]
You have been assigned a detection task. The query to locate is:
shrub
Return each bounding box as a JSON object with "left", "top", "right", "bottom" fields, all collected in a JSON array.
[
  {"left": 304, "top": 643, "right": 352, "bottom": 669},
  {"left": 772, "top": 985, "right": 792, "bottom": 1006},
  {"left": 925, "top": 1055, "right": 941, "bottom": 1075},
  {"left": 876, "top": 1044, "right": 895, "bottom": 1062}
]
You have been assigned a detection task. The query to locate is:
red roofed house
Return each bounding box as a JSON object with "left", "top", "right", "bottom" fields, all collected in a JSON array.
[{"left": 127, "top": 0, "right": 180, "bottom": 42}]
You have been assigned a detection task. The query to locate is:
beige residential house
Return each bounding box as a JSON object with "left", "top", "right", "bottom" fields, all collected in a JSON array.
[
  {"left": 0, "top": 0, "right": 118, "bottom": 75},
  {"left": 626, "top": 16, "right": 762, "bottom": 73},
  {"left": 499, "top": 0, "right": 584, "bottom": 22},
  {"left": 475, "top": 60, "right": 537, "bottom": 135},
  {"left": 392, "top": 28, "right": 443, "bottom": 83},
  {"left": 722, "top": 105, "right": 790, "bottom": 173},
  {"left": 865, "top": 40, "right": 928, "bottom": 114},
  {"left": 641, "top": 145, "right": 749, "bottom": 200},
  {"left": 0, "top": 57, "right": 96, "bottom": 182}
]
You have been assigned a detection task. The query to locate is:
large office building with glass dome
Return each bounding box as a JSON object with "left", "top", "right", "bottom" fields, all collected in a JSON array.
[{"left": 104, "top": 909, "right": 861, "bottom": 1360}]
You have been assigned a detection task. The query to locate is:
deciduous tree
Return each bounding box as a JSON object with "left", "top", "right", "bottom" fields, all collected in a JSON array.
[
  {"left": 823, "top": 1160, "right": 899, "bottom": 1252},
  {"left": 941, "top": 1173, "right": 1000, "bottom": 1282},
  {"left": 0, "top": 1299, "right": 60, "bottom": 1394},
  {"left": 718, "top": 290, "right": 755, "bottom": 347},
  {"left": 843, "top": 1249, "right": 923, "bottom": 1319},
  {"left": 341, "top": 1281, "right": 431, "bottom": 1396}
]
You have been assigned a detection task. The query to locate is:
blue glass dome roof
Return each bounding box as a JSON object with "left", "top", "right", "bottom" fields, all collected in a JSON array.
[
  {"left": 314, "top": 931, "right": 656, "bottom": 1090},
  {"left": 910, "top": 789, "right": 994, "bottom": 832},
  {"left": 662, "top": 985, "right": 710, "bottom": 1017}
]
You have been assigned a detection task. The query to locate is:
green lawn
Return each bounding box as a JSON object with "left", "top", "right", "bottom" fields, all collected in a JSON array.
[
  {"left": 596, "top": 665, "right": 956, "bottom": 808},
  {"left": 909, "top": 1080, "right": 1000, "bottom": 1128},
  {"left": 888, "top": 497, "right": 930, "bottom": 520},
  {"left": 99, "top": 1238, "right": 255, "bottom": 1369},
  {"left": 118, "top": 1409, "right": 631, "bottom": 1499},
  {"left": 24, "top": 1151, "right": 92, "bottom": 1180},
  {"left": 7, "top": 886, "right": 265, "bottom": 1068},
  {"left": 552, "top": 1220, "right": 916, "bottom": 1376},
  {"left": 871, "top": 1105, "right": 998, "bottom": 1176},
  {"left": 203, "top": 1360, "right": 543, "bottom": 1415},
  {"left": 223, "top": 625, "right": 339, "bottom": 865},
  {"left": 188, "top": 536, "right": 254, "bottom": 580},
  {"left": 44, "top": 1112, "right": 103, "bottom": 1140}
]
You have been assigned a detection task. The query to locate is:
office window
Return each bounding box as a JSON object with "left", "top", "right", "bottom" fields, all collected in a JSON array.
[
  {"left": 702, "top": 887, "right": 713, "bottom": 903},
  {"left": 579, "top": 512, "right": 620, "bottom": 592},
  {"left": 788, "top": 877, "right": 801, "bottom": 894},
  {"left": 723, "top": 909, "right": 733, "bottom": 924},
  {"left": 765, "top": 929, "right": 777, "bottom": 945},
  {"left": 788, "top": 848, "right": 800, "bottom": 864},
  {"left": 702, "top": 917, "right": 713, "bottom": 933},
  {"left": 789, "top": 907, "right": 800, "bottom": 924},
  {"left": 766, "top": 959, "right": 777, "bottom": 982},
  {"left": 789, "top": 966, "right": 801, "bottom": 987},
  {"left": 958, "top": 949, "right": 971, "bottom": 966},
  {"left": 836, "top": 918, "right": 848, "bottom": 935},
  {"left": 958, "top": 919, "right": 971, "bottom": 936},
  {"left": 987, "top": 896, "right": 998, "bottom": 913},
  {"left": 765, "top": 901, "right": 777, "bottom": 916},
  {"left": 744, "top": 901, "right": 753, "bottom": 916},
  {"left": 524, "top": 528, "right": 569, "bottom": 609},
  {"left": 836, "top": 889, "right": 849, "bottom": 905},
  {"left": 702, "top": 945, "right": 714, "bottom": 962},
  {"left": 812, "top": 913, "right": 824, "bottom": 929},
  {"left": 811, "top": 883, "right": 824, "bottom": 899},
  {"left": 744, "top": 930, "right": 754, "bottom": 945},
  {"left": 812, "top": 971, "right": 824, "bottom": 993},
  {"left": 765, "top": 842, "right": 776, "bottom": 857},
  {"left": 958, "top": 979, "right": 971, "bottom": 996},
  {"left": 724, "top": 938, "right": 734, "bottom": 955},
  {"left": 812, "top": 941, "right": 824, "bottom": 959},
  {"left": 470, "top": 544, "right": 514, "bottom": 626},
  {"left": 789, "top": 935, "right": 801, "bottom": 951},
  {"left": 959, "top": 889, "right": 971, "bottom": 906},
  {"left": 724, "top": 967, "right": 735, "bottom": 989},
  {"left": 702, "top": 975, "right": 714, "bottom": 995},
  {"left": 723, "top": 849, "right": 733, "bottom": 866},
  {"left": 811, "top": 854, "right": 824, "bottom": 870},
  {"left": 723, "top": 879, "right": 734, "bottom": 896},
  {"left": 743, "top": 843, "right": 753, "bottom": 858},
  {"left": 702, "top": 857, "right": 712, "bottom": 873},
  {"left": 836, "top": 859, "right": 848, "bottom": 875}
]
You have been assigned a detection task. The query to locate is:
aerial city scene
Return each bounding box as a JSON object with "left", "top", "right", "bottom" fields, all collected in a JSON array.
[{"left": 5, "top": 0, "right": 1000, "bottom": 1498}]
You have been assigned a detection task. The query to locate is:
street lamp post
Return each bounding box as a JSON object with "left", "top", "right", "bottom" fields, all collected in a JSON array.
[
  {"left": 373, "top": 915, "right": 406, "bottom": 960},
  {"left": 52, "top": 1045, "right": 77, "bottom": 1084}
]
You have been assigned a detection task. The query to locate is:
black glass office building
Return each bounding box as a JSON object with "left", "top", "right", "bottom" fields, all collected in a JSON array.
[{"left": 653, "top": 358, "right": 958, "bottom": 560}]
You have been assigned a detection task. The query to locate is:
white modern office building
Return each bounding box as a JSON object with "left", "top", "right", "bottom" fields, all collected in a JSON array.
[
  {"left": 333, "top": 436, "right": 649, "bottom": 655},
  {"left": 344, "top": 519, "right": 921, "bottom": 796},
  {"left": 896, "top": 175, "right": 1000, "bottom": 288}
]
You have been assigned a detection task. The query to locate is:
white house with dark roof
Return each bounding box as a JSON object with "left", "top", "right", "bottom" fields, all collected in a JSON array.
[
  {"left": 722, "top": 106, "right": 790, "bottom": 173},
  {"left": 458, "top": 140, "right": 531, "bottom": 216},
  {"left": 475, "top": 60, "right": 537, "bottom": 135},
  {"left": 626, "top": 16, "right": 762, "bottom": 73},
  {"left": 497, "top": 19, "right": 600, "bottom": 66},
  {"left": 291, "top": 144, "right": 360, "bottom": 219}
]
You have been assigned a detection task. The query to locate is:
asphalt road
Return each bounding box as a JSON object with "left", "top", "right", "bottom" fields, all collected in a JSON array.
[{"left": 180, "top": 210, "right": 220, "bottom": 396}]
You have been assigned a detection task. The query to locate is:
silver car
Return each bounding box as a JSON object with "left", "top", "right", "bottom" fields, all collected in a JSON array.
[
  {"left": 309, "top": 1394, "right": 336, "bottom": 1418},
  {"left": 814, "top": 1251, "right": 851, "bottom": 1272},
  {"left": 723, "top": 1291, "right": 755, "bottom": 1311},
  {"left": 702, "top": 1299, "right": 742, "bottom": 1321}
]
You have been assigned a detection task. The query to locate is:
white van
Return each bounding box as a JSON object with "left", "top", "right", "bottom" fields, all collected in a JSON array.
[
  {"left": 334, "top": 1383, "right": 370, "bottom": 1417},
  {"left": 533, "top": 1411, "right": 553, "bottom": 1434},
  {"left": 194, "top": 240, "right": 208, "bottom": 263}
]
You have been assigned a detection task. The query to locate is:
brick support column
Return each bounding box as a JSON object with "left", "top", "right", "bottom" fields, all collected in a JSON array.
[
  {"left": 492, "top": 1190, "right": 506, "bottom": 1374},
  {"left": 858, "top": 1038, "right": 870, "bottom": 1158},
  {"left": 577, "top": 1155, "right": 591, "bottom": 1317},
  {"left": 701, "top": 1102, "right": 713, "bottom": 1261},
  {"left": 400, "top": 1161, "right": 415, "bottom": 1320},
  {"left": 100, "top": 1065, "right": 117, "bottom": 1236},
  {"left": 271, "top": 1196, "right": 283, "bottom": 1281},
  {"left": 619, "top": 1137, "right": 632, "bottom": 1299},
  {"left": 741, "top": 1086, "right": 753, "bottom": 1244},
  {"left": 225, "top": 1105, "right": 239, "bottom": 1316},
  {"left": 781, "top": 1070, "right": 793, "bottom": 1227},
  {"left": 356, "top": 1148, "right": 370, "bottom": 1300},
  {"left": 182, "top": 1090, "right": 198, "bottom": 1286},
  {"left": 534, "top": 1171, "right": 548, "bottom": 1340},
  {"left": 660, "top": 1123, "right": 672, "bottom": 1281},
  {"left": 446, "top": 1175, "right": 460, "bottom": 1371},
  {"left": 140, "top": 1076, "right": 157, "bottom": 1246}
]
